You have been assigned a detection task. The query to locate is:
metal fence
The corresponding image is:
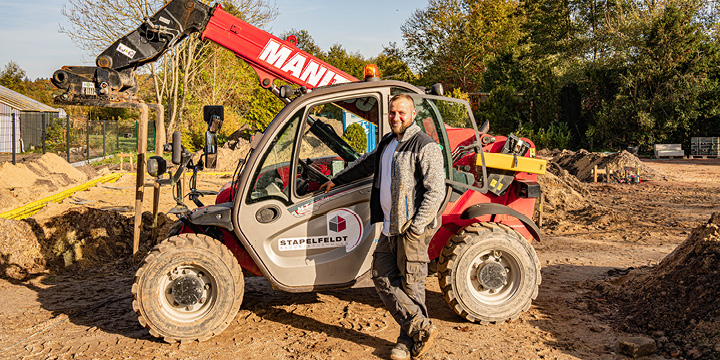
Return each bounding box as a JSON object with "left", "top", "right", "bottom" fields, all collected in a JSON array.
[{"left": 0, "top": 113, "right": 156, "bottom": 165}]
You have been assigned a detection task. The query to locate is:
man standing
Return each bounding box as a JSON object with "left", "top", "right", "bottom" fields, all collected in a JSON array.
[{"left": 320, "top": 94, "right": 445, "bottom": 359}]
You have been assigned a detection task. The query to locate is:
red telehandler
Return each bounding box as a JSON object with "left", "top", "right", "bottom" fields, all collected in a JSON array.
[{"left": 52, "top": 0, "right": 547, "bottom": 343}]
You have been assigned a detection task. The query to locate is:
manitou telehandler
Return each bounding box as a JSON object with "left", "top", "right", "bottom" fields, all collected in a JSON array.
[{"left": 52, "top": 0, "right": 547, "bottom": 343}]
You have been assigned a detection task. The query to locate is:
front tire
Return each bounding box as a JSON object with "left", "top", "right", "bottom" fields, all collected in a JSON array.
[
  {"left": 132, "top": 233, "right": 244, "bottom": 343},
  {"left": 438, "top": 222, "right": 541, "bottom": 324}
]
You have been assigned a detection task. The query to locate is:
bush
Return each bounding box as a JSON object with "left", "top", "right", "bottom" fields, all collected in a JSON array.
[
  {"left": 342, "top": 123, "right": 367, "bottom": 153},
  {"left": 518, "top": 121, "right": 570, "bottom": 150}
]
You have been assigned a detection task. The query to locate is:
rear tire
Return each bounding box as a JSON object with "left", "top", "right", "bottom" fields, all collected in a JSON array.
[
  {"left": 438, "top": 222, "right": 540, "bottom": 324},
  {"left": 132, "top": 233, "right": 244, "bottom": 343}
]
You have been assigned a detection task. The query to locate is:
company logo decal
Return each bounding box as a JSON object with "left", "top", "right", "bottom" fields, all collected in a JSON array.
[
  {"left": 116, "top": 43, "right": 136, "bottom": 59},
  {"left": 278, "top": 208, "right": 363, "bottom": 252},
  {"left": 258, "top": 39, "right": 353, "bottom": 88}
]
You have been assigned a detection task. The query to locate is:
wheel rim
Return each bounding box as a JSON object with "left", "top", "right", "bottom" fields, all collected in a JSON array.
[
  {"left": 158, "top": 264, "right": 218, "bottom": 322},
  {"left": 466, "top": 249, "right": 523, "bottom": 306}
]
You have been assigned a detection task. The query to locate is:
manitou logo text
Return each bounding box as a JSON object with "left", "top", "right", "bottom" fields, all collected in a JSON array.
[
  {"left": 258, "top": 39, "right": 353, "bottom": 88},
  {"left": 278, "top": 209, "right": 364, "bottom": 252}
]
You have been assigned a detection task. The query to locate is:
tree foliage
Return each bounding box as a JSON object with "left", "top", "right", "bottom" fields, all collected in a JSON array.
[
  {"left": 0, "top": 61, "right": 28, "bottom": 92},
  {"left": 60, "top": 0, "right": 278, "bottom": 140},
  {"left": 342, "top": 123, "right": 367, "bottom": 153},
  {"left": 403, "top": 0, "right": 720, "bottom": 151}
]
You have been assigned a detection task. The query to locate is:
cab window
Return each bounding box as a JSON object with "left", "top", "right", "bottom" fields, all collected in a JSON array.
[
  {"left": 295, "top": 95, "right": 380, "bottom": 196},
  {"left": 247, "top": 109, "right": 303, "bottom": 205}
]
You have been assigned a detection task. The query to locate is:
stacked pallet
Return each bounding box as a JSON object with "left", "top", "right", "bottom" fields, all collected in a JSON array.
[{"left": 690, "top": 137, "right": 720, "bottom": 158}]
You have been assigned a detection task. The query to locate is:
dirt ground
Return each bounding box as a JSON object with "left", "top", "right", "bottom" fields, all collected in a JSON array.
[{"left": 1, "top": 154, "right": 719, "bottom": 359}]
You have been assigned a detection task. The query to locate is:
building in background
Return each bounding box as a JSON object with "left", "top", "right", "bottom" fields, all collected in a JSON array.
[{"left": 0, "top": 84, "right": 62, "bottom": 153}]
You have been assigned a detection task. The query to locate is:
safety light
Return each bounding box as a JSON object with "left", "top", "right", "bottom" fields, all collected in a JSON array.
[{"left": 364, "top": 64, "right": 380, "bottom": 81}]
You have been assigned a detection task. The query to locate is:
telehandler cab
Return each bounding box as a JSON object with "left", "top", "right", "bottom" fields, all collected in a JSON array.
[{"left": 51, "top": 0, "right": 547, "bottom": 343}]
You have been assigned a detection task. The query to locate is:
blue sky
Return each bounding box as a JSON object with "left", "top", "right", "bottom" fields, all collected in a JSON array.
[{"left": 0, "top": 0, "right": 421, "bottom": 80}]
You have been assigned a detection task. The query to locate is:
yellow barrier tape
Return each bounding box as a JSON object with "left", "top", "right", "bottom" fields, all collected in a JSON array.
[{"left": 0, "top": 173, "right": 123, "bottom": 220}]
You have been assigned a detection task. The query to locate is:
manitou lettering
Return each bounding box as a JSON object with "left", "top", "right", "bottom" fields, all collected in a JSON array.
[
  {"left": 257, "top": 39, "right": 353, "bottom": 87},
  {"left": 258, "top": 39, "right": 292, "bottom": 67},
  {"left": 299, "top": 61, "right": 328, "bottom": 87},
  {"left": 280, "top": 53, "right": 307, "bottom": 78}
]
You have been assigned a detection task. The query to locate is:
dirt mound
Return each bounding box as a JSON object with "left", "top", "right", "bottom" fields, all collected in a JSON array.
[
  {"left": 594, "top": 213, "right": 720, "bottom": 358},
  {"left": 538, "top": 161, "right": 627, "bottom": 232},
  {"left": 552, "top": 149, "right": 670, "bottom": 182},
  {"left": 0, "top": 207, "right": 174, "bottom": 280},
  {"left": 537, "top": 162, "right": 588, "bottom": 223},
  {"left": 0, "top": 153, "right": 93, "bottom": 212}
]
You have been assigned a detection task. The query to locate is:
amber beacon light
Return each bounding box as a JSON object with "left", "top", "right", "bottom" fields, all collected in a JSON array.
[{"left": 364, "top": 64, "right": 380, "bottom": 81}]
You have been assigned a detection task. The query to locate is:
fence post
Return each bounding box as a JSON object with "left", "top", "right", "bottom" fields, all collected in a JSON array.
[
  {"left": 102, "top": 119, "right": 106, "bottom": 158},
  {"left": 41, "top": 113, "right": 46, "bottom": 154},
  {"left": 11, "top": 113, "right": 16, "bottom": 165},
  {"left": 116, "top": 117, "right": 119, "bottom": 153},
  {"left": 66, "top": 115, "right": 70, "bottom": 163},
  {"left": 86, "top": 114, "right": 90, "bottom": 161},
  {"left": 135, "top": 120, "right": 139, "bottom": 151}
]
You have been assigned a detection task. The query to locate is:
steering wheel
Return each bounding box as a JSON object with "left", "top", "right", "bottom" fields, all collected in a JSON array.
[{"left": 298, "top": 158, "right": 329, "bottom": 183}]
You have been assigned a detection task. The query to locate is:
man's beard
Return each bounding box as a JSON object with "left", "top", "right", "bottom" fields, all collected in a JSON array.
[{"left": 391, "top": 121, "right": 409, "bottom": 135}]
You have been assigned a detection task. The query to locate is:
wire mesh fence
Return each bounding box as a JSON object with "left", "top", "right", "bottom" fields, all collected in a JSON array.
[{"left": 0, "top": 112, "right": 156, "bottom": 165}]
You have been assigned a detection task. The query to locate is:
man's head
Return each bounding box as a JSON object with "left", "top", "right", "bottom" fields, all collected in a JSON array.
[{"left": 388, "top": 94, "right": 417, "bottom": 137}]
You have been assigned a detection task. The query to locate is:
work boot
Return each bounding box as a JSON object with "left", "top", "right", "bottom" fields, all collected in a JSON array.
[
  {"left": 389, "top": 341, "right": 411, "bottom": 360},
  {"left": 411, "top": 324, "right": 438, "bottom": 358}
]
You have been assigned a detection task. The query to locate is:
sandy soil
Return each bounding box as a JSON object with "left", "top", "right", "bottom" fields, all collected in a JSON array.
[{"left": 1, "top": 156, "right": 719, "bottom": 359}]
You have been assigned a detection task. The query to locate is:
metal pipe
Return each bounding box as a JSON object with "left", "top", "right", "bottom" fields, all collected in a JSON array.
[
  {"left": 66, "top": 114, "right": 70, "bottom": 162},
  {"left": 116, "top": 117, "right": 119, "bottom": 153},
  {"left": 102, "top": 118, "right": 106, "bottom": 158},
  {"left": 86, "top": 112, "right": 90, "bottom": 161},
  {"left": 147, "top": 104, "right": 165, "bottom": 245},
  {"left": 11, "top": 113, "right": 16, "bottom": 165},
  {"left": 134, "top": 104, "right": 149, "bottom": 261},
  {"left": 42, "top": 113, "right": 46, "bottom": 155}
]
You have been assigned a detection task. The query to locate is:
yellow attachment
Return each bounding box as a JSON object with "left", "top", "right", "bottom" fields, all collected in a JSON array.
[{"left": 478, "top": 152, "right": 547, "bottom": 175}]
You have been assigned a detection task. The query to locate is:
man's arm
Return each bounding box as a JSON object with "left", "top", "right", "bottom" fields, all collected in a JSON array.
[
  {"left": 410, "top": 142, "right": 445, "bottom": 235},
  {"left": 320, "top": 149, "right": 377, "bottom": 193}
]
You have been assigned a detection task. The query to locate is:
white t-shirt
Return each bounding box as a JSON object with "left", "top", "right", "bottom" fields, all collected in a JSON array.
[{"left": 380, "top": 138, "right": 398, "bottom": 236}]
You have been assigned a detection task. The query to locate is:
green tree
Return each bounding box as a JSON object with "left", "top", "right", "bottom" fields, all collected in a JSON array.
[
  {"left": 0, "top": 61, "right": 28, "bottom": 92},
  {"left": 402, "top": 0, "right": 523, "bottom": 91},
  {"left": 589, "top": 1, "right": 713, "bottom": 150},
  {"left": 342, "top": 123, "right": 367, "bottom": 153}
]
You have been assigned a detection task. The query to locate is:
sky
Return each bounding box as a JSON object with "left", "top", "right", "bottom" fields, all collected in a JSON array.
[{"left": 0, "top": 0, "right": 421, "bottom": 81}]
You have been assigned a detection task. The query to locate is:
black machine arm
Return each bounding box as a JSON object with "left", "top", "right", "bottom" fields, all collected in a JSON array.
[{"left": 52, "top": 0, "right": 212, "bottom": 104}]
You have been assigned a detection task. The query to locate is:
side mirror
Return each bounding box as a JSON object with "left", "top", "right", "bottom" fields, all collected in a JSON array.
[
  {"left": 171, "top": 131, "right": 182, "bottom": 165},
  {"left": 203, "top": 105, "right": 224, "bottom": 132},
  {"left": 203, "top": 105, "right": 224, "bottom": 169},
  {"left": 479, "top": 119, "right": 490, "bottom": 134},
  {"left": 147, "top": 155, "right": 167, "bottom": 177},
  {"left": 427, "top": 83, "right": 444, "bottom": 96}
]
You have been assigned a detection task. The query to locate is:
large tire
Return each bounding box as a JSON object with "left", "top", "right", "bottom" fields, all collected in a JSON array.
[
  {"left": 438, "top": 222, "right": 541, "bottom": 324},
  {"left": 132, "top": 233, "right": 244, "bottom": 343}
]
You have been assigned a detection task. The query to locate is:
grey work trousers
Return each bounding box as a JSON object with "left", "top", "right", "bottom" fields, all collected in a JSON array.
[{"left": 372, "top": 231, "right": 432, "bottom": 343}]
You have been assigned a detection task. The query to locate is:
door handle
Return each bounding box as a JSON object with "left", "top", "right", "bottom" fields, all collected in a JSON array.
[
  {"left": 256, "top": 205, "right": 280, "bottom": 223},
  {"left": 358, "top": 189, "right": 371, "bottom": 195}
]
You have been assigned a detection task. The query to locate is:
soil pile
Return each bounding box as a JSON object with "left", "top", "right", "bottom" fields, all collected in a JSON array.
[
  {"left": 0, "top": 153, "right": 93, "bottom": 212},
  {"left": 537, "top": 162, "right": 588, "bottom": 226},
  {"left": 594, "top": 213, "right": 720, "bottom": 358},
  {"left": 552, "top": 149, "right": 670, "bottom": 182},
  {"left": 0, "top": 207, "right": 173, "bottom": 280},
  {"left": 538, "top": 161, "right": 627, "bottom": 232}
]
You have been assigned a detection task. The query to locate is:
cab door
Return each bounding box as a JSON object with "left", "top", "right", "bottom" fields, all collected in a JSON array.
[{"left": 234, "top": 91, "right": 384, "bottom": 291}]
